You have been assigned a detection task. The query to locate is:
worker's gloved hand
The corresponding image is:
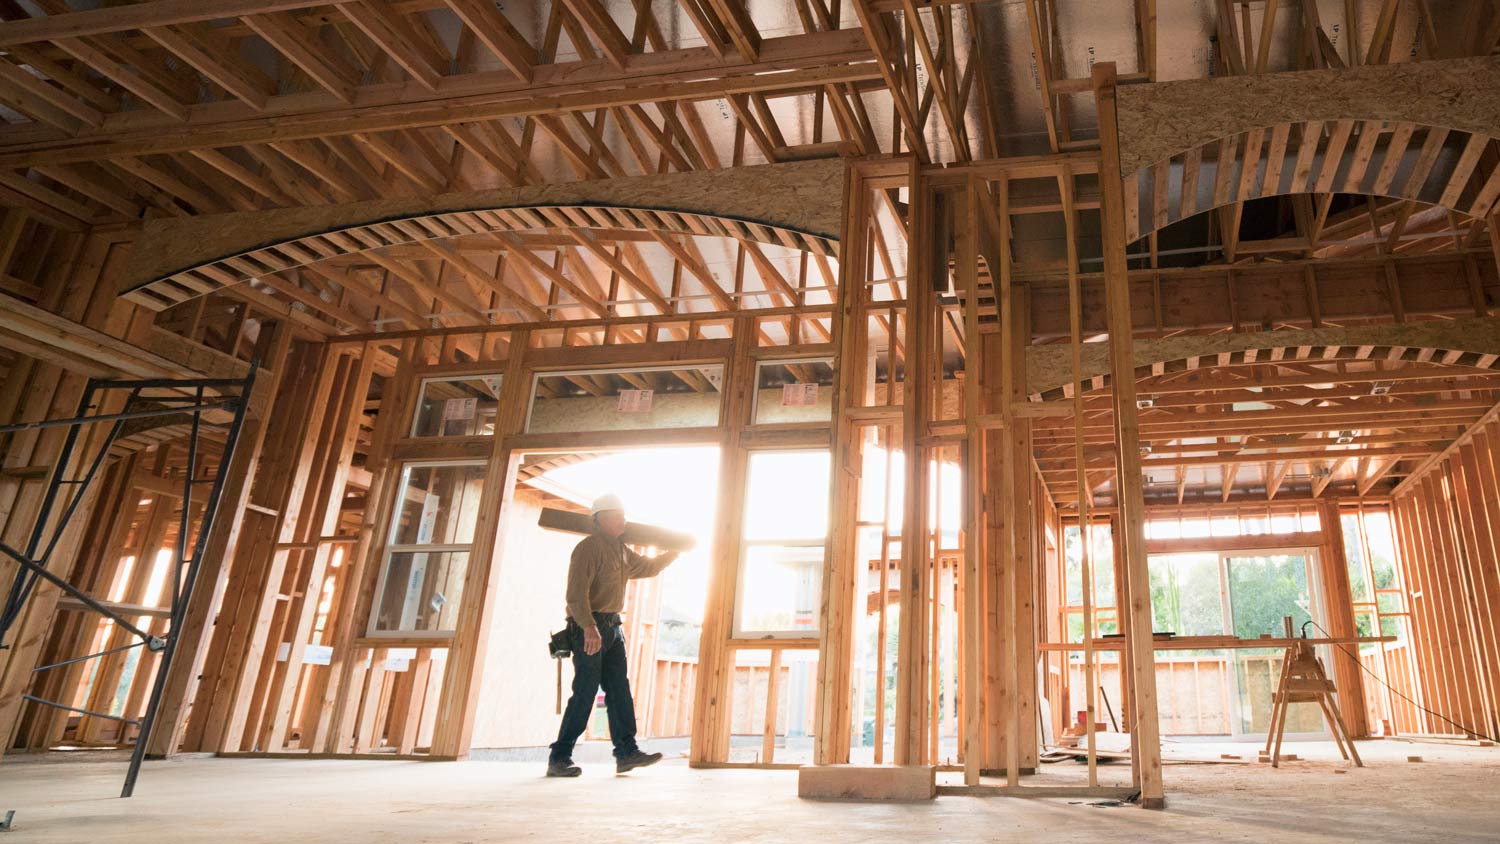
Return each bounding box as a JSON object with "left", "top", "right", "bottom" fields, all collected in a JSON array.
[{"left": 584, "top": 625, "right": 602, "bottom": 655}]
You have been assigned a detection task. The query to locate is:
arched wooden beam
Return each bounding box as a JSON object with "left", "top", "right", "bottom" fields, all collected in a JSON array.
[
  {"left": 1026, "top": 316, "right": 1500, "bottom": 400},
  {"left": 1116, "top": 55, "right": 1500, "bottom": 180},
  {"left": 120, "top": 159, "right": 845, "bottom": 310},
  {"left": 1113, "top": 55, "right": 1500, "bottom": 242},
  {"left": 1123, "top": 120, "right": 1499, "bottom": 243}
]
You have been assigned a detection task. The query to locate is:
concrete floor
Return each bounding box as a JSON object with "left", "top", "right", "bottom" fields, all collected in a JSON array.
[{"left": 1, "top": 739, "right": 1496, "bottom": 842}]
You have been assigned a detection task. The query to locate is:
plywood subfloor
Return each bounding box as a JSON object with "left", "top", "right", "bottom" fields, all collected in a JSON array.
[{"left": 0, "top": 740, "right": 1496, "bottom": 842}]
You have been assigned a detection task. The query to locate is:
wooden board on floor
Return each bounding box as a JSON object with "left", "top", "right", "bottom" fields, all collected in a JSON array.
[{"left": 798, "top": 765, "right": 937, "bottom": 801}]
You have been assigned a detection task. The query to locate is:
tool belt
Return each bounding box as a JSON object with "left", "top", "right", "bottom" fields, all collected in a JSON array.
[
  {"left": 548, "top": 613, "right": 623, "bottom": 659},
  {"left": 548, "top": 627, "right": 571, "bottom": 659}
]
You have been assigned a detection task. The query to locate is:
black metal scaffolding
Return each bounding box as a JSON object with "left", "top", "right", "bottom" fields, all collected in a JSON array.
[{"left": 0, "top": 365, "right": 257, "bottom": 799}]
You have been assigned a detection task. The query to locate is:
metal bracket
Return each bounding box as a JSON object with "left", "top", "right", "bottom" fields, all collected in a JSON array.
[{"left": 146, "top": 636, "right": 167, "bottom": 653}]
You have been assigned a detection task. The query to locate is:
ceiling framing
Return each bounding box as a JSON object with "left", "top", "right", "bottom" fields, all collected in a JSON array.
[{"left": 3, "top": 0, "right": 1500, "bottom": 506}]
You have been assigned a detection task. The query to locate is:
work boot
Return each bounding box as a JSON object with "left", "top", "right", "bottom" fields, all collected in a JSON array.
[
  {"left": 615, "top": 750, "right": 662, "bottom": 774},
  {"left": 546, "top": 758, "right": 582, "bottom": 778}
]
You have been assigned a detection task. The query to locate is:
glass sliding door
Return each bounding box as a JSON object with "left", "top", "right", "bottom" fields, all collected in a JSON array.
[
  {"left": 1224, "top": 553, "right": 1314, "bottom": 639},
  {"left": 1224, "top": 552, "right": 1325, "bottom": 736},
  {"left": 1143, "top": 546, "right": 1327, "bottom": 738},
  {"left": 1150, "top": 553, "right": 1225, "bottom": 638},
  {"left": 1147, "top": 553, "right": 1232, "bottom": 735}
]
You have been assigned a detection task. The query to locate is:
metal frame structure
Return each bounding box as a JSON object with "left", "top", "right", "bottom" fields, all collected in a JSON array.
[{"left": 0, "top": 367, "right": 257, "bottom": 799}]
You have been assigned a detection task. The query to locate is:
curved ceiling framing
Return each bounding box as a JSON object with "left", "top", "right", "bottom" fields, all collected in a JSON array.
[
  {"left": 1124, "top": 120, "right": 1500, "bottom": 244},
  {"left": 1115, "top": 54, "right": 1500, "bottom": 178},
  {"left": 1027, "top": 316, "right": 1500, "bottom": 399},
  {"left": 121, "top": 159, "right": 846, "bottom": 311},
  {"left": 1112, "top": 55, "right": 1500, "bottom": 244},
  {"left": 123, "top": 202, "right": 837, "bottom": 312}
]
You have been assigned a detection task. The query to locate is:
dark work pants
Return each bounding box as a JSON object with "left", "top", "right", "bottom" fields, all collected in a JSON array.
[{"left": 550, "top": 618, "right": 638, "bottom": 762}]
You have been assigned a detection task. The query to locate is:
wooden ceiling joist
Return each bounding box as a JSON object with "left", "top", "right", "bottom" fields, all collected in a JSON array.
[{"left": 0, "top": 28, "right": 877, "bottom": 171}]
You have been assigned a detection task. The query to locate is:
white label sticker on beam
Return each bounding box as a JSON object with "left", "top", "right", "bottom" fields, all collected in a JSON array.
[
  {"left": 385, "top": 647, "right": 417, "bottom": 672},
  {"left": 782, "top": 383, "right": 818, "bottom": 407},
  {"left": 617, "top": 389, "right": 653, "bottom": 413}
]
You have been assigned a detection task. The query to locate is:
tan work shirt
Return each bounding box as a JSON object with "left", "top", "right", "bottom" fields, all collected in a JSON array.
[{"left": 565, "top": 531, "right": 672, "bottom": 628}]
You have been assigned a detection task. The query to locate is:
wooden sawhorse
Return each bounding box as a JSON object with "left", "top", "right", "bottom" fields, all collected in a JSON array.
[{"left": 1264, "top": 637, "right": 1363, "bottom": 768}]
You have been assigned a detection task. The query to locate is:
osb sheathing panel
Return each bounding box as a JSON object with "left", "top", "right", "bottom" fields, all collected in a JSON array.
[
  {"left": 1115, "top": 55, "right": 1500, "bottom": 176},
  {"left": 122, "top": 158, "right": 847, "bottom": 293},
  {"left": 1027, "top": 316, "right": 1500, "bottom": 397}
]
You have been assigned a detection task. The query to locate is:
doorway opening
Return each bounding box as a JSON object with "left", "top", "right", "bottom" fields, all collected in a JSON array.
[{"left": 469, "top": 445, "right": 719, "bottom": 759}]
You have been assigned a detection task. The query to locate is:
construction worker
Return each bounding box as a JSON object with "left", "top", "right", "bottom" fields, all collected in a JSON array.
[{"left": 547, "top": 493, "right": 680, "bottom": 777}]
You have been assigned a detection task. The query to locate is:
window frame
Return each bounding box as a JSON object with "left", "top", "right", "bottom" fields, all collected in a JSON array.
[
  {"left": 748, "top": 356, "right": 836, "bottom": 427},
  {"left": 366, "top": 458, "right": 487, "bottom": 638},
  {"left": 408, "top": 373, "right": 504, "bottom": 439},
  {"left": 732, "top": 448, "right": 831, "bottom": 639},
  {"left": 524, "top": 363, "right": 727, "bottom": 434}
]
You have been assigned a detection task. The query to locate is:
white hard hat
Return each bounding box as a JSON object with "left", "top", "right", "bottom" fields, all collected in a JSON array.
[{"left": 590, "top": 493, "right": 625, "bottom": 517}]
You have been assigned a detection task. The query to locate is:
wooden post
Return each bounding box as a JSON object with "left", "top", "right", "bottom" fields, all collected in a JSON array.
[
  {"left": 428, "top": 335, "right": 531, "bottom": 757},
  {"left": 815, "top": 161, "right": 872, "bottom": 765},
  {"left": 977, "top": 330, "right": 999, "bottom": 771},
  {"left": 689, "top": 317, "right": 755, "bottom": 764},
  {"left": 874, "top": 433, "right": 894, "bottom": 765},
  {"left": 956, "top": 177, "right": 983, "bottom": 784},
  {"left": 895, "top": 162, "right": 938, "bottom": 765},
  {"left": 1093, "top": 62, "right": 1166, "bottom": 808},
  {"left": 987, "top": 177, "right": 1023, "bottom": 785},
  {"left": 762, "top": 648, "right": 782, "bottom": 763},
  {"left": 1006, "top": 227, "right": 1038, "bottom": 776},
  {"left": 1318, "top": 499, "right": 1370, "bottom": 737},
  {"left": 1059, "top": 163, "right": 1100, "bottom": 785}
]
